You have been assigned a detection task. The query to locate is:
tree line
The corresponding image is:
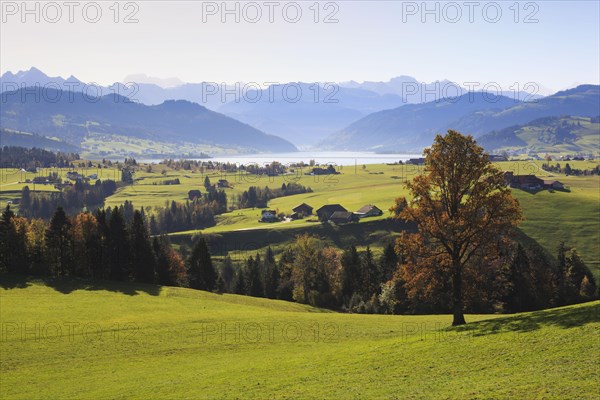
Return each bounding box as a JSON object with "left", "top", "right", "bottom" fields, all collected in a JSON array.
[
  {"left": 0, "top": 205, "right": 187, "bottom": 286},
  {"left": 18, "top": 179, "right": 227, "bottom": 235},
  {"left": 158, "top": 159, "right": 291, "bottom": 176},
  {"left": 2, "top": 204, "right": 595, "bottom": 316},
  {"left": 149, "top": 199, "right": 218, "bottom": 234},
  {"left": 19, "top": 181, "right": 117, "bottom": 219},
  {"left": 213, "top": 234, "right": 596, "bottom": 314},
  {"left": 235, "top": 183, "right": 312, "bottom": 209},
  {"left": 0, "top": 145, "right": 80, "bottom": 169},
  {"left": 542, "top": 162, "right": 600, "bottom": 176}
]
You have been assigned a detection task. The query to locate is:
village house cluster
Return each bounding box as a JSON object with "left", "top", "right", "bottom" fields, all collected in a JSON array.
[{"left": 260, "top": 203, "right": 384, "bottom": 224}]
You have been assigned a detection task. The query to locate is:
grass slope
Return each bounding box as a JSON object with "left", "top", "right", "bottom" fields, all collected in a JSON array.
[
  {"left": 1, "top": 277, "right": 599, "bottom": 399},
  {"left": 478, "top": 115, "right": 600, "bottom": 154}
]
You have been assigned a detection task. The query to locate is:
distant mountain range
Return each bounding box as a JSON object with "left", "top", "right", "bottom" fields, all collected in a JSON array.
[
  {"left": 1, "top": 68, "right": 597, "bottom": 156},
  {"left": 320, "top": 85, "right": 600, "bottom": 153},
  {"left": 339, "top": 76, "right": 543, "bottom": 102},
  {"left": 1, "top": 68, "right": 543, "bottom": 148},
  {"left": 1, "top": 67, "right": 84, "bottom": 89},
  {"left": 0, "top": 87, "right": 297, "bottom": 156}
]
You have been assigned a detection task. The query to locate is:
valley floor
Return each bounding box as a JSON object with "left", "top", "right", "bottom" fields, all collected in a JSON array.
[{"left": 1, "top": 278, "right": 598, "bottom": 399}]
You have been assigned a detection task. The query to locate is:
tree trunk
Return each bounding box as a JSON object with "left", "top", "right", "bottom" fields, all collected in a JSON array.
[{"left": 452, "top": 261, "right": 466, "bottom": 326}]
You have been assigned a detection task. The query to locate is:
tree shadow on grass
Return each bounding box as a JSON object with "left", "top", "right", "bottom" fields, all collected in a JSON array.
[
  {"left": 0, "top": 274, "right": 161, "bottom": 296},
  {"left": 452, "top": 302, "right": 600, "bottom": 337}
]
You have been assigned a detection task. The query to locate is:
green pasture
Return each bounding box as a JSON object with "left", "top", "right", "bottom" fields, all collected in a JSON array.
[{"left": 1, "top": 277, "right": 598, "bottom": 399}]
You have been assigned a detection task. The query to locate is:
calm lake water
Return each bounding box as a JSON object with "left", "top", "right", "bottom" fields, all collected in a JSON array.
[{"left": 141, "top": 152, "right": 421, "bottom": 166}]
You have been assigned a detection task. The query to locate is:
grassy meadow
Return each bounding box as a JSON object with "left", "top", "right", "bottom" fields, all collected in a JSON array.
[{"left": 1, "top": 277, "right": 598, "bottom": 399}]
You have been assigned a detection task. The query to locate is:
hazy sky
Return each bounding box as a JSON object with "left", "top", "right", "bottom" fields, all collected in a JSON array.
[{"left": 1, "top": 1, "right": 599, "bottom": 92}]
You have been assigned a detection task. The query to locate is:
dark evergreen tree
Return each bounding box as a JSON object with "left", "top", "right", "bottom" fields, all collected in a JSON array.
[
  {"left": 45, "top": 207, "right": 73, "bottom": 276},
  {"left": 277, "top": 247, "right": 295, "bottom": 301},
  {"left": 107, "top": 207, "right": 130, "bottom": 281},
  {"left": 262, "top": 247, "right": 280, "bottom": 299},
  {"left": 556, "top": 242, "right": 572, "bottom": 305},
  {"left": 245, "top": 255, "right": 263, "bottom": 297},
  {"left": 564, "top": 163, "right": 572, "bottom": 175},
  {"left": 341, "top": 245, "right": 361, "bottom": 301},
  {"left": 232, "top": 268, "right": 246, "bottom": 294},
  {"left": 219, "top": 255, "right": 235, "bottom": 290},
  {"left": 247, "top": 187, "right": 258, "bottom": 208},
  {"left": 215, "top": 275, "right": 226, "bottom": 293},
  {"left": 149, "top": 215, "right": 158, "bottom": 235},
  {"left": 504, "top": 243, "right": 536, "bottom": 312},
  {"left": 94, "top": 209, "right": 110, "bottom": 279},
  {"left": 20, "top": 186, "right": 31, "bottom": 212},
  {"left": 154, "top": 237, "right": 171, "bottom": 285},
  {"left": 380, "top": 243, "right": 398, "bottom": 282},
  {"left": 188, "top": 237, "right": 216, "bottom": 291},
  {"left": 130, "top": 210, "right": 156, "bottom": 283},
  {"left": 121, "top": 168, "right": 133, "bottom": 184},
  {"left": 122, "top": 201, "right": 135, "bottom": 225},
  {"left": 0, "top": 205, "right": 28, "bottom": 274},
  {"left": 565, "top": 249, "right": 597, "bottom": 303},
  {"left": 360, "top": 246, "right": 381, "bottom": 297}
]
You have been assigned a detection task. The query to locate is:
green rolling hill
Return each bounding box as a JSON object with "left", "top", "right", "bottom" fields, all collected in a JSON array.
[
  {"left": 0, "top": 277, "right": 598, "bottom": 399},
  {"left": 478, "top": 115, "right": 600, "bottom": 154},
  {"left": 0, "top": 87, "right": 297, "bottom": 155},
  {"left": 0, "top": 128, "right": 81, "bottom": 153}
]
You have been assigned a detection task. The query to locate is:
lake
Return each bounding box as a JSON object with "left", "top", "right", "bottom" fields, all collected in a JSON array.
[{"left": 140, "top": 152, "right": 422, "bottom": 166}]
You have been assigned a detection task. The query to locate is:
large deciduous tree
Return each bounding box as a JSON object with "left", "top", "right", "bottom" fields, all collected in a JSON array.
[
  {"left": 71, "top": 213, "right": 101, "bottom": 278},
  {"left": 392, "top": 130, "right": 523, "bottom": 325}
]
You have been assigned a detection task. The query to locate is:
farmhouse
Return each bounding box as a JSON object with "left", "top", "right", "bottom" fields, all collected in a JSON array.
[
  {"left": 316, "top": 204, "right": 347, "bottom": 221},
  {"left": 406, "top": 158, "right": 425, "bottom": 165},
  {"left": 329, "top": 211, "right": 357, "bottom": 225},
  {"left": 188, "top": 189, "right": 202, "bottom": 200},
  {"left": 504, "top": 172, "right": 544, "bottom": 190},
  {"left": 291, "top": 203, "right": 313, "bottom": 219},
  {"left": 260, "top": 209, "right": 278, "bottom": 223},
  {"left": 66, "top": 171, "right": 86, "bottom": 181},
  {"left": 354, "top": 204, "right": 383, "bottom": 219}
]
